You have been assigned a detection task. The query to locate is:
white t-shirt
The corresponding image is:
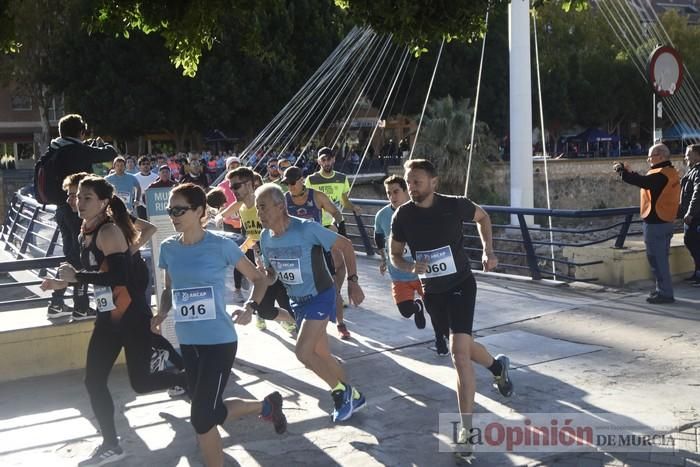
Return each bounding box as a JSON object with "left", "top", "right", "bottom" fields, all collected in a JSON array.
[{"left": 134, "top": 172, "right": 158, "bottom": 192}]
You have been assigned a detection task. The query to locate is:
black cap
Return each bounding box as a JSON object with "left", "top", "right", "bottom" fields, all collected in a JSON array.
[
  {"left": 318, "top": 147, "right": 333, "bottom": 158},
  {"left": 281, "top": 166, "right": 303, "bottom": 184}
]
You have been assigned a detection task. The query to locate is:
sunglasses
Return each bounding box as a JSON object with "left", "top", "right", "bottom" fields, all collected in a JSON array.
[
  {"left": 166, "top": 206, "right": 195, "bottom": 217},
  {"left": 230, "top": 181, "right": 248, "bottom": 190},
  {"left": 285, "top": 180, "right": 298, "bottom": 185}
]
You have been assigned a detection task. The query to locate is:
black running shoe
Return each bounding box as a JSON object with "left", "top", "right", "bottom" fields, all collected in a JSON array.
[
  {"left": 261, "top": 391, "right": 287, "bottom": 434},
  {"left": 47, "top": 303, "right": 72, "bottom": 319},
  {"left": 646, "top": 295, "right": 675, "bottom": 304},
  {"left": 493, "top": 354, "right": 514, "bottom": 397},
  {"left": 414, "top": 298, "right": 426, "bottom": 329},
  {"left": 72, "top": 307, "right": 97, "bottom": 321},
  {"left": 78, "top": 443, "right": 124, "bottom": 466}
]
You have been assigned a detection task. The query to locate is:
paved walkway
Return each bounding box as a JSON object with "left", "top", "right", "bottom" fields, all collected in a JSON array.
[{"left": 0, "top": 255, "right": 699, "bottom": 466}]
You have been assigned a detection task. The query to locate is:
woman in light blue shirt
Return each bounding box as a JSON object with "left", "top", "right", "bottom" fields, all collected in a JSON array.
[{"left": 152, "top": 183, "right": 287, "bottom": 467}]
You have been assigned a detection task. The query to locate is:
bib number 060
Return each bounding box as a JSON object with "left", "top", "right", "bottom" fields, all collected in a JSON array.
[
  {"left": 180, "top": 304, "right": 207, "bottom": 317},
  {"left": 428, "top": 263, "right": 448, "bottom": 273}
]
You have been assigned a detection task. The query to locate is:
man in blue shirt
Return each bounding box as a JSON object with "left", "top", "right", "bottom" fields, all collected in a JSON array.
[
  {"left": 253, "top": 183, "right": 366, "bottom": 423},
  {"left": 105, "top": 156, "right": 141, "bottom": 214}
]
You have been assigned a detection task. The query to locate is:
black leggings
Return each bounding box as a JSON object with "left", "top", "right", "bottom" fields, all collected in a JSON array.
[
  {"left": 182, "top": 342, "right": 238, "bottom": 434},
  {"left": 85, "top": 309, "right": 187, "bottom": 445},
  {"left": 234, "top": 248, "right": 255, "bottom": 289}
]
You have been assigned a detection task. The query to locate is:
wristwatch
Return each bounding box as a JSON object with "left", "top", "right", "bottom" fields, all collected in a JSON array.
[
  {"left": 347, "top": 274, "right": 359, "bottom": 283},
  {"left": 245, "top": 300, "right": 261, "bottom": 312}
]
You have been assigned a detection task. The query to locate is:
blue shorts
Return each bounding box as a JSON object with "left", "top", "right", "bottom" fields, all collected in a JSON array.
[{"left": 292, "top": 286, "right": 336, "bottom": 329}]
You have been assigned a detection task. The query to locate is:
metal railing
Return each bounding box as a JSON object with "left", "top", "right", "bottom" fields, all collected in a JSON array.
[
  {"left": 0, "top": 191, "right": 66, "bottom": 308},
  {"left": 0, "top": 188, "right": 665, "bottom": 312},
  {"left": 345, "top": 199, "right": 652, "bottom": 282}
]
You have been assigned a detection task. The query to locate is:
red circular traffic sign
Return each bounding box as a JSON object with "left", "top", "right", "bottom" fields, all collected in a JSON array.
[{"left": 648, "top": 46, "right": 684, "bottom": 97}]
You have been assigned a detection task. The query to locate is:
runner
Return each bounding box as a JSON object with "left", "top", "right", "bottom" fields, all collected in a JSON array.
[
  {"left": 374, "top": 175, "right": 451, "bottom": 355},
  {"left": 105, "top": 155, "right": 141, "bottom": 213},
  {"left": 227, "top": 167, "right": 296, "bottom": 333},
  {"left": 389, "top": 159, "right": 514, "bottom": 460},
  {"left": 63, "top": 171, "right": 185, "bottom": 389},
  {"left": 283, "top": 166, "right": 342, "bottom": 225},
  {"left": 151, "top": 183, "right": 286, "bottom": 467},
  {"left": 305, "top": 147, "right": 361, "bottom": 339},
  {"left": 40, "top": 175, "right": 187, "bottom": 466},
  {"left": 252, "top": 183, "right": 366, "bottom": 422}
]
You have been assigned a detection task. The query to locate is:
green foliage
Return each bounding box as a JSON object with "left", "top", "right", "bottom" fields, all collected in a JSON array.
[
  {"left": 412, "top": 95, "right": 499, "bottom": 197},
  {"left": 45, "top": 0, "right": 348, "bottom": 147},
  {"left": 533, "top": 1, "right": 649, "bottom": 138}
]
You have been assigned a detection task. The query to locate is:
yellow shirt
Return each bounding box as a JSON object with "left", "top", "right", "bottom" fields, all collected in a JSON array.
[
  {"left": 239, "top": 204, "right": 262, "bottom": 241},
  {"left": 305, "top": 171, "right": 349, "bottom": 226}
]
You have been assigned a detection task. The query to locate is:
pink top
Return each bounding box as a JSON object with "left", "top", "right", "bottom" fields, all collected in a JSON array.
[{"left": 217, "top": 179, "right": 241, "bottom": 228}]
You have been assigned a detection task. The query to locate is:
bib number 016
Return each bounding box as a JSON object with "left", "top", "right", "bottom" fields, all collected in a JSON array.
[{"left": 180, "top": 304, "right": 207, "bottom": 317}]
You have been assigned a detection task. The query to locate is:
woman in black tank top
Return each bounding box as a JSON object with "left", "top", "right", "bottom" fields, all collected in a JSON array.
[{"left": 41, "top": 175, "right": 186, "bottom": 465}]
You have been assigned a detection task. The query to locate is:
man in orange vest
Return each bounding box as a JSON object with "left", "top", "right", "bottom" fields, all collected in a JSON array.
[{"left": 614, "top": 143, "right": 680, "bottom": 304}]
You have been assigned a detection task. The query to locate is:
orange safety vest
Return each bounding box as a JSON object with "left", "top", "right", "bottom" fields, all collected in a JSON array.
[{"left": 640, "top": 166, "right": 680, "bottom": 222}]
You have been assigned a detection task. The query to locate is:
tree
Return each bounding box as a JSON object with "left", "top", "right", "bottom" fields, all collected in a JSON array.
[
  {"left": 412, "top": 95, "right": 500, "bottom": 199},
  {"left": 45, "top": 0, "right": 349, "bottom": 151},
  {"left": 0, "top": 0, "right": 76, "bottom": 154}
]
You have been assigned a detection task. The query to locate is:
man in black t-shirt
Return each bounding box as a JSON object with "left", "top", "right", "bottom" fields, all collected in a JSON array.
[{"left": 390, "top": 159, "right": 514, "bottom": 456}]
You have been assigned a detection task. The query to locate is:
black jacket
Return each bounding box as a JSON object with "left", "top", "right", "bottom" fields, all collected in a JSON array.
[
  {"left": 679, "top": 162, "right": 700, "bottom": 222},
  {"left": 51, "top": 137, "right": 117, "bottom": 206}
]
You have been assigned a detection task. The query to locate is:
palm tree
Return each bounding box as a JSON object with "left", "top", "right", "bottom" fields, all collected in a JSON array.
[{"left": 412, "top": 95, "right": 499, "bottom": 200}]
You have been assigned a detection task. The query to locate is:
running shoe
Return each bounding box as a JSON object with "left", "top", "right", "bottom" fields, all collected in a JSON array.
[
  {"left": 72, "top": 307, "right": 97, "bottom": 321},
  {"left": 279, "top": 320, "right": 297, "bottom": 336},
  {"left": 351, "top": 387, "right": 366, "bottom": 414},
  {"left": 493, "top": 354, "right": 514, "bottom": 397},
  {"left": 47, "top": 303, "right": 72, "bottom": 319},
  {"left": 435, "top": 335, "right": 449, "bottom": 357},
  {"left": 256, "top": 316, "right": 267, "bottom": 330},
  {"left": 454, "top": 426, "right": 475, "bottom": 464},
  {"left": 167, "top": 385, "right": 187, "bottom": 398},
  {"left": 232, "top": 289, "right": 246, "bottom": 303},
  {"left": 413, "top": 298, "right": 426, "bottom": 329},
  {"left": 646, "top": 295, "right": 675, "bottom": 304},
  {"left": 260, "top": 391, "right": 287, "bottom": 434},
  {"left": 337, "top": 323, "right": 351, "bottom": 340},
  {"left": 78, "top": 443, "right": 125, "bottom": 466},
  {"left": 331, "top": 384, "right": 354, "bottom": 422}
]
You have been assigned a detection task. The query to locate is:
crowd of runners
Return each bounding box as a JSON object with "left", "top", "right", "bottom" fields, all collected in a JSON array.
[{"left": 38, "top": 114, "right": 514, "bottom": 466}]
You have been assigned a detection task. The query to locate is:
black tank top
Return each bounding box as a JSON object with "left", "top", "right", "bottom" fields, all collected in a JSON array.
[{"left": 79, "top": 219, "right": 148, "bottom": 320}]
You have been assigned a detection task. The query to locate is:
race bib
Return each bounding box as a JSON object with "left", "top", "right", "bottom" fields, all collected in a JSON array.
[
  {"left": 94, "top": 285, "right": 115, "bottom": 312},
  {"left": 271, "top": 258, "right": 303, "bottom": 285},
  {"left": 117, "top": 191, "right": 132, "bottom": 206},
  {"left": 172, "top": 286, "right": 216, "bottom": 322},
  {"left": 416, "top": 246, "right": 457, "bottom": 278}
]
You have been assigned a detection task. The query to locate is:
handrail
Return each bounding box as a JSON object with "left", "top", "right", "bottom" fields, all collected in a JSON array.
[
  {"left": 346, "top": 197, "right": 654, "bottom": 282},
  {"left": 0, "top": 187, "right": 672, "bottom": 312}
]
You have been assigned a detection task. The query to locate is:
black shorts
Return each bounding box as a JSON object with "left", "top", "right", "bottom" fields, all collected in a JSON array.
[
  {"left": 181, "top": 342, "right": 237, "bottom": 434},
  {"left": 257, "top": 279, "right": 290, "bottom": 320},
  {"left": 423, "top": 275, "right": 476, "bottom": 335}
]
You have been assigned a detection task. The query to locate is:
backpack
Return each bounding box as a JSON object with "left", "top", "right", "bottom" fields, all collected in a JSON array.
[{"left": 33, "top": 146, "right": 64, "bottom": 204}]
